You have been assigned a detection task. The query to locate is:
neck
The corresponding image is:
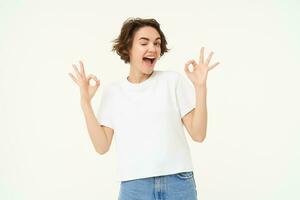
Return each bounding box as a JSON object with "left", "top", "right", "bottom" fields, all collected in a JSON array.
[{"left": 127, "top": 68, "right": 154, "bottom": 84}]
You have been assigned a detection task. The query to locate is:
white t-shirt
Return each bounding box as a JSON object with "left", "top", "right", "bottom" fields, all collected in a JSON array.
[{"left": 96, "top": 70, "right": 196, "bottom": 181}]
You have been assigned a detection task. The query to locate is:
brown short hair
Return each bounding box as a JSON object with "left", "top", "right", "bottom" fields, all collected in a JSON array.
[{"left": 112, "top": 17, "right": 170, "bottom": 64}]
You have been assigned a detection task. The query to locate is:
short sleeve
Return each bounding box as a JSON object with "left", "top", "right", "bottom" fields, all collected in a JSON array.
[
  {"left": 96, "top": 85, "right": 115, "bottom": 129},
  {"left": 175, "top": 73, "right": 196, "bottom": 118}
]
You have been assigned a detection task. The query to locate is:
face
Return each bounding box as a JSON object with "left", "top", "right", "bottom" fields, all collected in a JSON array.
[{"left": 129, "top": 26, "right": 161, "bottom": 74}]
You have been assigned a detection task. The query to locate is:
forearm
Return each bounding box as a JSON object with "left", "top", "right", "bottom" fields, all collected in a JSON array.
[
  {"left": 191, "top": 85, "right": 207, "bottom": 142},
  {"left": 80, "top": 100, "right": 108, "bottom": 154}
]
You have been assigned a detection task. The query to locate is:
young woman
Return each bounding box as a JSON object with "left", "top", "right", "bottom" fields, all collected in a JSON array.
[{"left": 68, "top": 17, "right": 219, "bottom": 200}]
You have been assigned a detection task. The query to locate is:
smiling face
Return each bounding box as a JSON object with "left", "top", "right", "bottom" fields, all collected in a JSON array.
[{"left": 128, "top": 26, "right": 161, "bottom": 74}]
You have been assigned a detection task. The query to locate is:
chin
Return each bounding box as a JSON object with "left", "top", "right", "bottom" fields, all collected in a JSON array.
[
  {"left": 141, "top": 67, "right": 154, "bottom": 73},
  {"left": 147, "top": 69, "right": 155, "bottom": 74}
]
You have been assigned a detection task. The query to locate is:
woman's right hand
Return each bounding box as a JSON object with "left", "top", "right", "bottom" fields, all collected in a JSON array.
[{"left": 68, "top": 60, "right": 100, "bottom": 103}]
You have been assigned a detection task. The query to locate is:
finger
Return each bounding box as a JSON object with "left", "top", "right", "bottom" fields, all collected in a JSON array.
[
  {"left": 72, "top": 64, "right": 82, "bottom": 79},
  {"left": 205, "top": 51, "right": 214, "bottom": 65},
  {"left": 190, "top": 60, "right": 197, "bottom": 67},
  {"left": 87, "top": 74, "right": 99, "bottom": 85},
  {"left": 184, "top": 62, "right": 190, "bottom": 74},
  {"left": 92, "top": 77, "right": 100, "bottom": 87},
  {"left": 68, "top": 73, "right": 79, "bottom": 85},
  {"left": 184, "top": 60, "right": 196, "bottom": 73},
  {"left": 87, "top": 74, "right": 98, "bottom": 81},
  {"left": 208, "top": 62, "right": 220, "bottom": 71},
  {"left": 96, "top": 79, "right": 100, "bottom": 87},
  {"left": 79, "top": 60, "right": 86, "bottom": 78},
  {"left": 199, "top": 47, "right": 204, "bottom": 64}
]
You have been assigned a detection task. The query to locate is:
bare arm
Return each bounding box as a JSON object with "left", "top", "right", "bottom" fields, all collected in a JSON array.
[
  {"left": 191, "top": 85, "right": 207, "bottom": 142},
  {"left": 80, "top": 100, "right": 114, "bottom": 155},
  {"left": 182, "top": 47, "right": 220, "bottom": 142},
  {"left": 68, "top": 60, "right": 114, "bottom": 155},
  {"left": 181, "top": 87, "right": 207, "bottom": 142}
]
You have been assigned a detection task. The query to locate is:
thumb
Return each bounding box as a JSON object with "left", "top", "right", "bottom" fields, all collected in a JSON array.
[{"left": 87, "top": 74, "right": 98, "bottom": 85}]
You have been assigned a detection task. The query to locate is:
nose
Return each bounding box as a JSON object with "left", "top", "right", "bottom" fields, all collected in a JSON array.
[{"left": 148, "top": 43, "right": 157, "bottom": 53}]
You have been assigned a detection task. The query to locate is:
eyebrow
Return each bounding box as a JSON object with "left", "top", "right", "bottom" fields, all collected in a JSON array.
[{"left": 139, "top": 37, "right": 161, "bottom": 41}]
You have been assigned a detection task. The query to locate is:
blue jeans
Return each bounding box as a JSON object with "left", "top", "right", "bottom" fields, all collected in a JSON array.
[{"left": 118, "top": 171, "right": 198, "bottom": 200}]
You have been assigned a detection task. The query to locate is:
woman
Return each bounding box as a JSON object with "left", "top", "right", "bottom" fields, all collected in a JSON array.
[{"left": 68, "top": 17, "right": 219, "bottom": 200}]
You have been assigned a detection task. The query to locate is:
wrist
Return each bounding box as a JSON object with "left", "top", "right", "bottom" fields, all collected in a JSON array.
[
  {"left": 80, "top": 98, "right": 91, "bottom": 106},
  {"left": 194, "top": 84, "right": 207, "bottom": 90}
]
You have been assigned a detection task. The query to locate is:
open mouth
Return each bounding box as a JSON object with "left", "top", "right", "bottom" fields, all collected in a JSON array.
[{"left": 143, "top": 57, "right": 155, "bottom": 65}]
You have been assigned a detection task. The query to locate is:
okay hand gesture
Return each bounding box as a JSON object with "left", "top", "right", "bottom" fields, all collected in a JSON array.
[
  {"left": 184, "top": 47, "right": 220, "bottom": 87},
  {"left": 68, "top": 60, "right": 100, "bottom": 103}
]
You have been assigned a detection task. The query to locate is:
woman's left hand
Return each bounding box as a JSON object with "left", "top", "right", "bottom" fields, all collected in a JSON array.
[{"left": 184, "top": 47, "right": 220, "bottom": 87}]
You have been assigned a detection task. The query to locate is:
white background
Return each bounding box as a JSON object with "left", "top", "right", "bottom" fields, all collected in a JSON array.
[{"left": 1, "top": 0, "right": 299, "bottom": 199}]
